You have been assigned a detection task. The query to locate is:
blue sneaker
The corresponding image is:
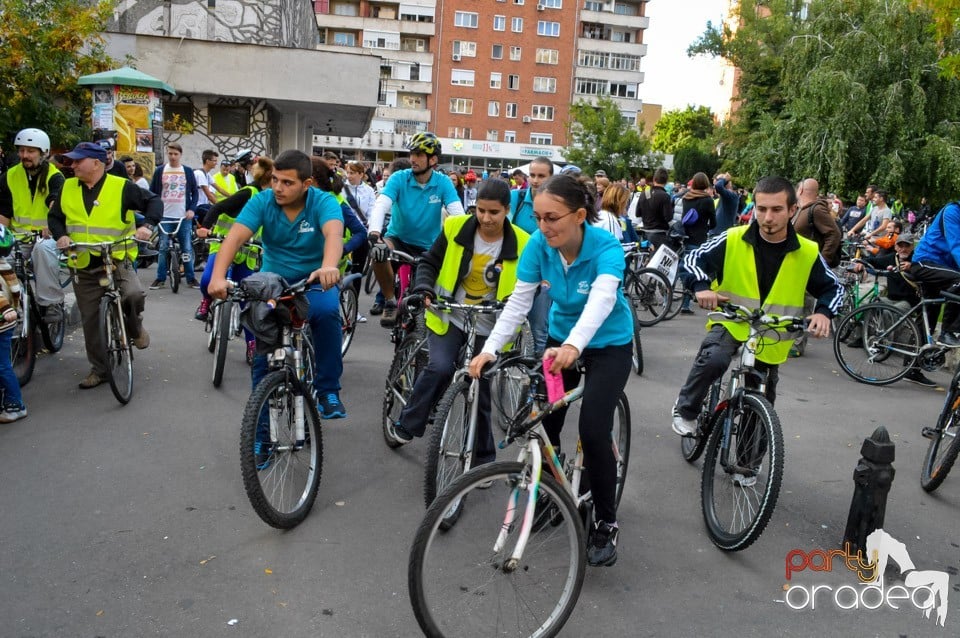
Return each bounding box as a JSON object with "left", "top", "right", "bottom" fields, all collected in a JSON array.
[
  {"left": 253, "top": 440, "right": 272, "bottom": 471},
  {"left": 389, "top": 421, "right": 413, "bottom": 445},
  {"left": 318, "top": 393, "right": 347, "bottom": 419}
]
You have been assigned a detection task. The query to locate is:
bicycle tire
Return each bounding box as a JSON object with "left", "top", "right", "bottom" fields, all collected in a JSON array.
[
  {"left": 409, "top": 461, "right": 585, "bottom": 638},
  {"left": 99, "top": 296, "right": 133, "bottom": 404},
  {"left": 363, "top": 254, "right": 377, "bottom": 294},
  {"left": 424, "top": 379, "right": 472, "bottom": 527},
  {"left": 212, "top": 299, "right": 232, "bottom": 388},
  {"left": 38, "top": 301, "right": 65, "bottom": 352},
  {"left": 626, "top": 267, "right": 672, "bottom": 327},
  {"left": 701, "top": 393, "right": 783, "bottom": 551},
  {"left": 663, "top": 274, "right": 684, "bottom": 321},
  {"left": 491, "top": 357, "right": 533, "bottom": 433},
  {"left": 11, "top": 289, "right": 36, "bottom": 386},
  {"left": 382, "top": 334, "right": 428, "bottom": 449},
  {"left": 169, "top": 248, "right": 181, "bottom": 293},
  {"left": 612, "top": 391, "right": 631, "bottom": 509},
  {"left": 339, "top": 286, "right": 359, "bottom": 357},
  {"left": 206, "top": 302, "right": 219, "bottom": 353},
  {"left": 921, "top": 379, "right": 960, "bottom": 492},
  {"left": 833, "top": 303, "right": 918, "bottom": 386},
  {"left": 629, "top": 302, "right": 643, "bottom": 376},
  {"left": 239, "top": 370, "right": 323, "bottom": 529},
  {"left": 681, "top": 380, "right": 723, "bottom": 463}
]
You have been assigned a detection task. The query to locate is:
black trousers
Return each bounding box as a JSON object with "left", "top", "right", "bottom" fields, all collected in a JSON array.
[{"left": 908, "top": 262, "right": 960, "bottom": 332}]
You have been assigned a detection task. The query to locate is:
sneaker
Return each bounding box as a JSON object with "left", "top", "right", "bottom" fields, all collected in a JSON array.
[
  {"left": 78, "top": 370, "right": 106, "bottom": 389},
  {"left": 679, "top": 307, "right": 695, "bottom": 315},
  {"left": 905, "top": 369, "right": 937, "bottom": 388},
  {"left": 187, "top": 280, "right": 201, "bottom": 289},
  {"left": 133, "top": 327, "right": 150, "bottom": 350},
  {"left": 671, "top": 401, "right": 697, "bottom": 437},
  {"left": 254, "top": 440, "right": 273, "bottom": 471},
  {"left": 246, "top": 340, "right": 256, "bottom": 366},
  {"left": 318, "top": 393, "right": 347, "bottom": 419},
  {"left": 195, "top": 298, "right": 211, "bottom": 321},
  {"left": 938, "top": 331, "right": 960, "bottom": 347},
  {"left": 42, "top": 304, "right": 63, "bottom": 325},
  {"left": 388, "top": 421, "right": 413, "bottom": 445},
  {"left": 586, "top": 521, "right": 619, "bottom": 567},
  {"left": 370, "top": 301, "right": 384, "bottom": 316},
  {"left": 149, "top": 279, "right": 165, "bottom": 290},
  {"left": 380, "top": 300, "right": 398, "bottom": 328},
  {"left": 0, "top": 404, "right": 27, "bottom": 423},
  {"left": 357, "top": 313, "right": 368, "bottom": 324}
]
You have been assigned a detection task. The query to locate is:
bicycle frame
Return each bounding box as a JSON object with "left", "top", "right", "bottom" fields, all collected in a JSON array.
[{"left": 862, "top": 296, "right": 944, "bottom": 357}]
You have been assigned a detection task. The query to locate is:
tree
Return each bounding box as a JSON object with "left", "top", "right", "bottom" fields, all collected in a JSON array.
[
  {"left": 672, "top": 145, "right": 721, "bottom": 184},
  {"left": 912, "top": 0, "right": 960, "bottom": 78},
  {"left": 0, "top": 0, "right": 115, "bottom": 154},
  {"left": 562, "top": 97, "right": 661, "bottom": 180},
  {"left": 651, "top": 106, "right": 717, "bottom": 153}
]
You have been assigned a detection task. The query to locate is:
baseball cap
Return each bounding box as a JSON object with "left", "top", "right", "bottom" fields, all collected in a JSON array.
[
  {"left": 464, "top": 170, "right": 477, "bottom": 181},
  {"left": 895, "top": 233, "right": 915, "bottom": 245},
  {"left": 63, "top": 142, "right": 107, "bottom": 162},
  {"left": 220, "top": 159, "right": 232, "bottom": 166},
  {"left": 594, "top": 170, "right": 606, "bottom": 177}
]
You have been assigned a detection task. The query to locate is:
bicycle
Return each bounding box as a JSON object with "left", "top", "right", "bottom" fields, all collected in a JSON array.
[
  {"left": 67, "top": 238, "right": 143, "bottom": 405},
  {"left": 237, "top": 277, "right": 323, "bottom": 529},
  {"left": 678, "top": 303, "right": 805, "bottom": 551},
  {"left": 157, "top": 218, "right": 192, "bottom": 293},
  {"left": 339, "top": 272, "right": 362, "bottom": 357},
  {"left": 408, "top": 355, "right": 630, "bottom": 638},
  {"left": 921, "top": 364, "right": 960, "bottom": 492},
  {"left": 831, "top": 259, "right": 886, "bottom": 340}
]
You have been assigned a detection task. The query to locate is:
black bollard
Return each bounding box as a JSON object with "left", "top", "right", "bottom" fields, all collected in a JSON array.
[{"left": 843, "top": 426, "right": 896, "bottom": 556}]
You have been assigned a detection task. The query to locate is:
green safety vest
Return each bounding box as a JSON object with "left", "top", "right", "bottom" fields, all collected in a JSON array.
[
  {"left": 705, "top": 225, "right": 819, "bottom": 365},
  {"left": 211, "top": 185, "right": 260, "bottom": 267},
  {"left": 7, "top": 162, "right": 61, "bottom": 231},
  {"left": 426, "top": 215, "right": 529, "bottom": 336},
  {"left": 61, "top": 174, "right": 137, "bottom": 268},
  {"left": 212, "top": 172, "right": 237, "bottom": 200}
]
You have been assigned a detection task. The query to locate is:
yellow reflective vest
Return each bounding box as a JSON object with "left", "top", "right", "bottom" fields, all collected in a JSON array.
[
  {"left": 212, "top": 172, "right": 238, "bottom": 201},
  {"left": 61, "top": 174, "right": 137, "bottom": 268},
  {"left": 6, "top": 162, "right": 61, "bottom": 231}
]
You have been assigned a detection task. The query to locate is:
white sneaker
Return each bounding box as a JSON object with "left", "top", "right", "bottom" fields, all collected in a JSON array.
[
  {"left": 671, "top": 401, "right": 697, "bottom": 437},
  {"left": 357, "top": 313, "right": 368, "bottom": 324}
]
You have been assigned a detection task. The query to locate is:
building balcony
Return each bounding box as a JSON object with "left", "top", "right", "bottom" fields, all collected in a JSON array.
[
  {"left": 316, "top": 14, "right": 434, "bottom": 37},
  {"left": 382, "top": 78, "right": 432, "bottom": 95},
  {"left": 579, "top": 10, "right": 649, "bottom": 30},
  {"left": 573, "top": 94, "right": 642, "bottom": 112},
  {"left": 576, "top": 37, "right": 647, "bottom": 56},
  {"left": 376, "top": 105, "right": 431, "bottom": 121},
  {"left": 573, "top": 66, "right": 644, "bottom": 83}
]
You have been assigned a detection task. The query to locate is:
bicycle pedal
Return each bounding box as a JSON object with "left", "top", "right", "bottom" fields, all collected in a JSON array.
[{"left": 921, "top": 427, "right": 937, "bottom": 440}]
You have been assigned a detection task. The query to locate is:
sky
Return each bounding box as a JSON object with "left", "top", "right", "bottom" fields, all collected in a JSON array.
[{"left": 641, "top": 0, "right": 732, "bottom": 117}]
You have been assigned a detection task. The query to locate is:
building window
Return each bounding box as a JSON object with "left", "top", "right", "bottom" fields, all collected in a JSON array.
[
  {"left": 609, "top": 82, "right": 637, "bottom": 98},
  {"left": 493, "top": 15, "right": 506, "bottom": 31},
  {"left": 454, "top": 11, "right": 478, "bottom": 28},
  {"left": 575, "top": 78, "right": 603, "bottom": 95},
  {"left": 504, "top": 130, "right": 517, "bottom": 143},
  {"left": 488, "top": 101, "right": 500, "bottom": 117},
  {"left": 209, "top": 105, "right": 250, "bottom": 136},
  {"left": 163, "top": 102, "right": 194, "bottom": 131},
  {"left": 536, "top": 48, "right": 559, "bottom": 65},
  {"left": 332, "top": 32, "right": 356, "bottom": 46},
  {"left": 492, "top": 44, "right": 503, "bottom": 59},
  {"left": 621, "top": 112, "right": 637, "bottom": 126},
  {"left": 506, "top": 103, "right": 518, "bottom": 118},
  {"left": 533, "top": 76, "right": 556, "bottom": 93},
  {"left": 614, "top": 2, "right": 637, "bottom": 15},
  {"left": 410, "top": 63, "right": 421, "bottom": 80},
  {"left": 514, "top": 0, "right": 524, "bottom": 4},
  {"left": 541, "top": 0, "right": 562, "bottom": 6},
  {"left": 511, "top": 17, "right": 523, "bottom": 32},
  {"left": 490, "top": 72, "right": 502, "bottom": 89},
  {"left": 537, "top": 21, "right": 560, "bottom": 37},
  {"left": 584, "top": 0, "right": 602, "bottom": 9},
  {"left": 331, "top": 2, "right": 358, "bottom": 16},
  {"left": 451, "top": 69, "right": 476, "bottom": 86},
  {"left": 510, "top": 46, "right": 522, "bottom": 61},
  {"left": 508, "top": 74, "right": 520, "bottom": 90},
  {"left": 611, "top": 29, "right": 632, "bottom": 43},
  {"left": 487, "top": 130, "right": 499, "bottom": 142},
  {"left": 380, "top": 64, "right": 392, "bottom": 79},
  {"left": 453, "top": 40, "right": 477, "bottom": 57},
  {"left": 450, "top": 98, "right": 474, "bottom": 114},
  {"left": 401, "top": 38, "right": 427, "bottom": 52},
  {"left": 531, "top": 105, "right": 555, "bottom": 121},
  {"left": 530, "top": 133, "right": 553, "bottom": 145},
  {"left": 448, "top": 127, "right": 472, "bottom": 139},
  {"left": 400, "top": 94, "right": 423, "bottom": 108}
]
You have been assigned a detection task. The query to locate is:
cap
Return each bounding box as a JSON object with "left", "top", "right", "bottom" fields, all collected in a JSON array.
[
  {"left": 895, "top": 233, "right": 915, "bottom": 245},
  {"left": 464, "top": 170, "right": 477, "bottom": 181},
  {"left": 220, "top": 159, "right": 232, "bottom": 166},
  {"left": 63, "top": 142, "right": 107, "bottom": 162},
  {"left": 594, "top": 170, "right": 607, "bottom": 177}
]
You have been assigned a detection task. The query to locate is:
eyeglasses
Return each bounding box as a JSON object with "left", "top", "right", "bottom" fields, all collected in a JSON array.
[{"left": 533, "top": 211, "right": 576, "bottom": 226}]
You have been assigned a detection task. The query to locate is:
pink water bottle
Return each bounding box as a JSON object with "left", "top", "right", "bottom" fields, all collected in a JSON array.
[{"left": 542, "top": 355, "right": 565, "bottom": 403}]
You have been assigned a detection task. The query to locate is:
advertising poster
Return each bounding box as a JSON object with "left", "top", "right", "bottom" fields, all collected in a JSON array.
[{"left": 113, "top": 86, "right": 153, "bottom": 154}]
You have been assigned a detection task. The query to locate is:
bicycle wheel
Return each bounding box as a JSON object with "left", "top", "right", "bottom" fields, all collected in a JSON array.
[
  {"left": 681, "top": 379, "right": 723, "bottom": 463},
  {"left": 11, "top": 301, "right": 35, "bottom": 386},
  {"left": 626, "top": 267, "right": 671, "bottom": 327},
  {"left": 206, "top": 302, "right": 219, "bottom": 353},
  {"left": 382, "top": 334, "right": 428, "bottom": 449},
  {"left": 424, "top": 379, "right": 472, "bottom": 527},
  {"left": 701, "top": 393, "right": 783, "bottom": 551},
  {"left": 833, "top": 302, "right": 918, "bottom": 386},
  {"left": 169, "top": 248, "right": 181, "bottom": 293},
  {"left": 491, "top": 358, "right": 533, "bottom": 433},
  {"left": 921, "top": 378, "right": 960, "bottom": 492},
  {"left": 212, "top": 299, "right": 232, "bottom": 387},
  {"left": 339, "top": 285, "right": 359, "bottom": 357},
  {"left": 239, "top": 370, "right": 323, "bottom": 529},
  {"left": 629, "top": 302, "right": 643, "bottom": 376},
  {"left": 38, "top": 299, "right": 65, "bottom": 353},
  {"left": 409, "top": 461, "right": 585, "bottom": 638},
  {"left": 612, "top": 391, "right": 631, "bottom": 509},
  {"left": 99, "top": 296, "right": 133, "bottom": 404},
  {"left": 363, "top": 254, "right": 377, "bottom": 294},
  {"left": 663, "top": 274, "right": 685, "bottom": 321}
]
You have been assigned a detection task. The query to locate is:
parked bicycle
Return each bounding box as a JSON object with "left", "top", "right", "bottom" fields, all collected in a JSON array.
[
  {"left": 408, "top": 354, "right": 630, "bottom": 638},
  {"left": 679, "top": 303, "right": 805, "bottom": 551}
]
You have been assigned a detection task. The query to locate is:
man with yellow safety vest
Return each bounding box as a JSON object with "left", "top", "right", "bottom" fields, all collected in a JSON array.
[
  {"left": 671, "top": 176, "right": 844, "bottom": 436},
  {"left": 0, "top": 128, "right": 67, "bottom": 322},
  {"left": 48, "top": 142, "right": 162, "bottom": 390},
  {"left": 211, "top": 158, "right": 238, "bottom": 203}
]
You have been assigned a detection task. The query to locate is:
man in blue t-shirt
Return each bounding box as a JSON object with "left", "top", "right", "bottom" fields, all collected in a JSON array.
[
  {"left": 366, "top": 132, "right": 464, "bottom": 327},
  {"left": 208, "top": 150, "right": 349, "bottom": 419}
]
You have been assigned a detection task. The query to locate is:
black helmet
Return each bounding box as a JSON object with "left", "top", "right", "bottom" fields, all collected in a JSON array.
[{"left": 405, "top": 132, "right": 441, "bottom": 157}]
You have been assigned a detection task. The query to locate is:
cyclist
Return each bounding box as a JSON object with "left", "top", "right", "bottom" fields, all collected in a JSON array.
[
  {"left": 207, "top": 150, "right": 347, "bottom": 419},
  {"left": 904, "top": 201, "right": 960, "bottom": 346},
  {"left": 48, "top": 142, "right": 161, "bottom": 389},
  {"left": 366, "top": 132, "right": 464, "bottom": 328},
  {"left": 386, "top": 178, "right": 529, "bottom": 449},
  {"left": 0, "top": 128, "right": 66, "bottom": 323},
  {"left": 469, "top": 173, "right": 634, "bottom": 568},
  {"left": 671, "top": 176, "right": 843, "bottom": 436},
  {"left": 0, "top": 225, "right": 27, "bottom": 422}
]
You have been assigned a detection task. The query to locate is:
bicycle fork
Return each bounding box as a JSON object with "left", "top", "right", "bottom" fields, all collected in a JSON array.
[{"left": 496, "top": 442, "right": 543, "bottom": 573}]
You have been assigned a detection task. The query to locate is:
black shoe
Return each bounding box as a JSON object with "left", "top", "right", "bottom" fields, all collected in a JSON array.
[
  {"left": 370, "top": 301, "right": 384, "bottom": 316},
  {"left": 904, "top": 369, "right": 937, "bottom": 388},
  {"left": 938, "top": 331, "right": 960, "bottom": 347},
  {"left": 388, "top": 421, "right": 413, "bottom": 446},
  {"left": 586, "top": 521, "right": 619, "bottom": 567},
  {"left": 679, "top": 308, "right": 694, "bottom": 315}
]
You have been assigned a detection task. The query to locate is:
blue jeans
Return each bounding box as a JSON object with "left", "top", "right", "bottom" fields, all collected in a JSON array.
[
  {"left": 0, "top": 329, "right": 23, "bottom": 409},
  {"left": 251, "top": 284, "right": 342, "bottom": 395},
  {"left": 156, "top": 218, "right": 195, "bottom": 283}
]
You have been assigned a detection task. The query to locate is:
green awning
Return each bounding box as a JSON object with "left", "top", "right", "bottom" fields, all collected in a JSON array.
[{"left": 78, "top": 66, "right": 175, "bottom": 95}]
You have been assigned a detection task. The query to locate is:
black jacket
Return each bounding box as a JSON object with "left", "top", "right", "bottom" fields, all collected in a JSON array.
[
  {"left": 863, "top": 251, "right": 920, "bottom": 305},
  {"left": 681, "top": 195, "right": 716, "bottom": 245},
  {"left": 638, "top": 185, "right": 673, "bottom": 232}
]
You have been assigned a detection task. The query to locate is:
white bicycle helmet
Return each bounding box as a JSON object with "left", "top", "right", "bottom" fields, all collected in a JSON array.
[{"left": 14, "top": 128, "right": 50, "bottom": 155}]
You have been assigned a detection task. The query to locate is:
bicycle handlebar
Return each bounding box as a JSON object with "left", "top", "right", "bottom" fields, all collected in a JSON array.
[
  {"left": 708, "top": 302, "right": 807, "bottom": 330},
  {"left": 156, "top": 218, "right": 190, "bottom": 235}
]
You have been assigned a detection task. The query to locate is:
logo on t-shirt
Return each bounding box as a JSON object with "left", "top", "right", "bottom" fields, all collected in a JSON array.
[
  {"left": 429, "top": 194, "right": 441, "bottom": 205},
  {"left": 577, "top": 280, "right": 590, "bottom": 295},
  {"left": 298, "top": 220, "right": 315, "bottom": 234}
]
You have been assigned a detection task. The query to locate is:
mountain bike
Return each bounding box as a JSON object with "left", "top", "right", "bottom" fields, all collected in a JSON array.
[
  {"left": 831, "top": 259, "right": 885, "bottom": 336},
  {"left": 678, "top": 303, "right": 804, "bottom": 551},
  {"left": 623, "top": 264, "right": 672, "bottom": 327},
  {"left": 238, "top": 278, "right": 323, "bottom": 529},
  {"left": 408, "top": 355, "right": 630, "bottom": 638},
  {"left": 157, "top": 218, "right": 191, "bottom": 293},
  {"left": 921, "top": 363, "right": 960, "bottom": 492}
]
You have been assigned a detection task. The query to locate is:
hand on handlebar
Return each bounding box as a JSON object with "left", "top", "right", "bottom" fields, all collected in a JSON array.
[
  {"left": 308, "top": 265, "right": 341, "bottom": 290},
  {"left": 55, "top": 236, "right": 71, "bottom": 250},
  {"left": 196, "top": 227, "right": 210, "bottom": 239},
  {"left": 469, "top": 352, "right": 495, "bottom": 379},
  {"left": 134, "top": 226, "right": 152, "bottom": 241},
  {"left": 370, "top": 241, "right": 391, "bottom": 263},
  {"left": 806, "top": 313, "right": 831, "bottom": 339},
  {"left": 695, "top": 290, "right": 730, "bottom": 310}
]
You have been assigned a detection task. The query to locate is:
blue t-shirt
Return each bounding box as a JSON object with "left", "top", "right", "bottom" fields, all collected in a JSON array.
[
  {"left": 510, "top": 188, "right": 537, "bottom": 235},
  {"left": 517, "top": 224, "right": 633, "bottom": 348},
  {"left": 382, "top": 168, "right": 461, "bottom": 250},
  {"left": 236, "top": 187, "right": 344, "bottom": 281}
]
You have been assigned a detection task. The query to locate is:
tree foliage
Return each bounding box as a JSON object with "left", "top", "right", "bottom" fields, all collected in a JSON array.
[
  {"left": 912, "top": 0, "right": 960, "bottom": 78},
  {"left": 694, "top": 0, "right": 960, "bottom": 204},
  {"left": 562, "top": 97, "right": 661, "bottom": 180},
  {"left": 0, "top": 0, "right": 115, "bottom": 153},
  {"left": 651, "top": 106, "right": 717, "bottom": 153},
  {"left": 672, "top": 145, "right": 722, "bottom": 184}
]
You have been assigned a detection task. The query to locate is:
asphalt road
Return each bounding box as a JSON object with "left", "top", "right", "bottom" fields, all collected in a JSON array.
[{"left": 1, "top": 267, "right": 957, "bottom": 637}]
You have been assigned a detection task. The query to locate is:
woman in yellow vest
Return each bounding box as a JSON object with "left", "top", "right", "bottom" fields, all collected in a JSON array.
[
  {"left": 386, "top": 179, "right": 529, "bottom": 469},
  {"left": 671, "top": 176, "right": 843, "bottom": 437}
]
